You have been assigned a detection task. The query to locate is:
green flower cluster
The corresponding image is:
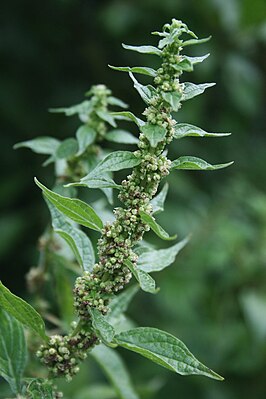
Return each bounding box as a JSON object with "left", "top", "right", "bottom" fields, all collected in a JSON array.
[
  {"left": 25, "top": 84, "right": 124, "bottom": 297},
  {"left": 143, "top": 106, "right": 176, "bottom": 145},
  {"left": 74, "top": 272, "right": 110, "bottom": 317},
  {"left": 81, "top": 84, "right": 112, "bottom": 141},
  {"left": 36, "top": 326, "right": 98, "bottom": 381},
  {"left": 66, "top": 84, "right": 113, "bottom": 179},
  {"left": 154, "top": 20, "right": 188, "bottom": 96},
  {"left": 73, "top": 150, "right": 172, "bottom": 319}
]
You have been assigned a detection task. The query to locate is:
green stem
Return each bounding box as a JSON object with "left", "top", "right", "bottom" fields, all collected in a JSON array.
[{"left": 69, "top": 319, "right": 84, "bottom": 337}]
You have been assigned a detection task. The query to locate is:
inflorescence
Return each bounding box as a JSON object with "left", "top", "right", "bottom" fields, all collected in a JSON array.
[{"left": 37, "top": 19, "right": 197, "bottom": 381}]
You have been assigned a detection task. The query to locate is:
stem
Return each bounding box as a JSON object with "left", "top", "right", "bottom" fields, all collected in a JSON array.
[{"left": 69, "top": 319, "right": 83, "bottom": 337}]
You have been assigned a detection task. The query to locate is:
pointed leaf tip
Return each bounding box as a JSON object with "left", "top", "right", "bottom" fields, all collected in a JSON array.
[
  {"left": 122, "top": 44, "right": 162, "bottom": 56},
  {"left": 182, "top": 36, "right": 212, "bottom": 47},
  {"left": 109, "top": 65, "right": 157, "bottom": 77},
  {"left": 139, "top": 210, "right": 177, "bottom": 241},
  {"left": 171, "top": 157, "right": 234, "bottom": 171},
  {"left": 174, "top": 123, "right": 232, "bottom": 139}
]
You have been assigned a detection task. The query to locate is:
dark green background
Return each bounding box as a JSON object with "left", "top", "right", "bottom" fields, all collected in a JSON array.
[{"left": 1, "top": 0, "right": 266, "bottom": 398}]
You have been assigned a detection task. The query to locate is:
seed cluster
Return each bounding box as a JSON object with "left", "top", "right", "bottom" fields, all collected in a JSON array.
[
  {"left": 86, "top": 84, "right": 111, "bottom": 140},
  {"left": 74, "top": 272, "right": 110, "bottom": 318},
  {"left": 37, "top": 327, "right": 99, "bottom": 381}
]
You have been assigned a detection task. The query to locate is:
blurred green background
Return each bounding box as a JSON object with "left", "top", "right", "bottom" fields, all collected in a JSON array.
[{"left": 1, "top": 0, "right": 266, "bottom": 398}]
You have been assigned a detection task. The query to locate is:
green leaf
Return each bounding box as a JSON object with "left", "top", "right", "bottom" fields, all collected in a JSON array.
[
  {"left": 161, "top": 91, "right": 182, "bottom": 111},
  {"left": 81, "top": 151, "right": 141, "bottom": 178},
  {"left": 181, "top": 26, "right": 198, "bottom": 38},
  {"left": 124, "top": 260, "right": 158, "bottom": 294},
  {"left": 128, "top": 72, "right": 156, "bottom": 104},
  {"left": 91, "top": 345, "right": 139, "bottom": 399},
  {"left": 151, "top": 30, "right": 167, "bottom": 36},
  {"left": 109, "top": 65, "right": 156, "bottom": 77},
  {"left": 158, "top": 34, "right": 175, "bottom": 49},
  {"left": 96, "top": 110, "right": 117, "bottom": 127},
  {"left": 134, "top": 242, "right": 155, "bottom": 256},
  {"left": 90, "top": 308, "right": 115, "bottom": 344},
  {"left": 26, "top": 379, "right": 54, "bottom": 399},
  {"left": 139, "top": 210, "right": 177, "bottom": 241},
  {"left": 111, "top": 112, "right": 145, "bottom": 127},
  {"left": 107, "top": 285, "right": 139, "bottom": 325},
  {"left": 182, "top": 36, "right": 211, "bottom": 47},
  {"left": 55, "top": 138, "right": 78, "bottom": 160},
  {"left": 170, "top": 156, "right": 234, "bottom": 171},
  {"left": 173, "top": 58, "right": 193, "bottom": 72},
  {"left": 115, "top": 327, "right": 223, "bottom": 380},
  {"left": 76, "top": 125, "right": 97, "bottom": 155},
  {"left": 35, "top": 178, "right": 103, "bottom": 231},
  {"left": 140, "top": 124, "right": 166, "bottom": 147},
  {"left": 101, "top": 187, "right": 114, "bottom": 206},
  {"left": 0, "top": 282, "right": 48, "bottom": 341},
  {"left": 173, "top": 55, "right": 208, "bottom": 72},
  {"left": 13, "top": 137, "right": 60, "bottom": 155},
  {"left": 137, "top": 237, "right": 190, "bottom": 273},
  {"left": 69, "top": 176, "right": 121, "bottom": 190},
  {"left": 183, "top": 54, "right": 210, "bottom": 65},
  {"left": 0, "top": 309, "right": 27, "bottom": 394},
  {"left": 47, "top": 202, "right": 95, "bottom": 272},
  {"left": 64, "top": 151, "right": 121, "bottom": 191},
  {"left": 150, "top": 183, "right": 169, "bottom": 214},
  {"left": 182, "top": 82, "right": 215, "bottom": 101},
  {"left": 174, "top": 123, "right": 231, "bottom": 139},
  {"left": 122, "top": 43, "right": 162, "bottom": 56},
  {"left": 49, "top": 100, "right": 92, "bottom": 117},
  {"left": 106, "top": 130, "right": 138, "bottom": 144},
  {"left": 108, "top": 96, "right": 128, "bottom": 108}
]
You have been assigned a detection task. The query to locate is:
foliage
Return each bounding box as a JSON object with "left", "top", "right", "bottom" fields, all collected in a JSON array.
[
  {"left": 0, "top": 18, "right": 234, "bottom": 398},
  {"left": 2, "top": 1, "right": 266, "bottom": 398}
]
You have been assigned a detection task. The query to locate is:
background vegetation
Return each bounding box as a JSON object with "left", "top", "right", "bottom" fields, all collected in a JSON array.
[{"left": 1, "top": 0, "right": 266, "bottom": 398}]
